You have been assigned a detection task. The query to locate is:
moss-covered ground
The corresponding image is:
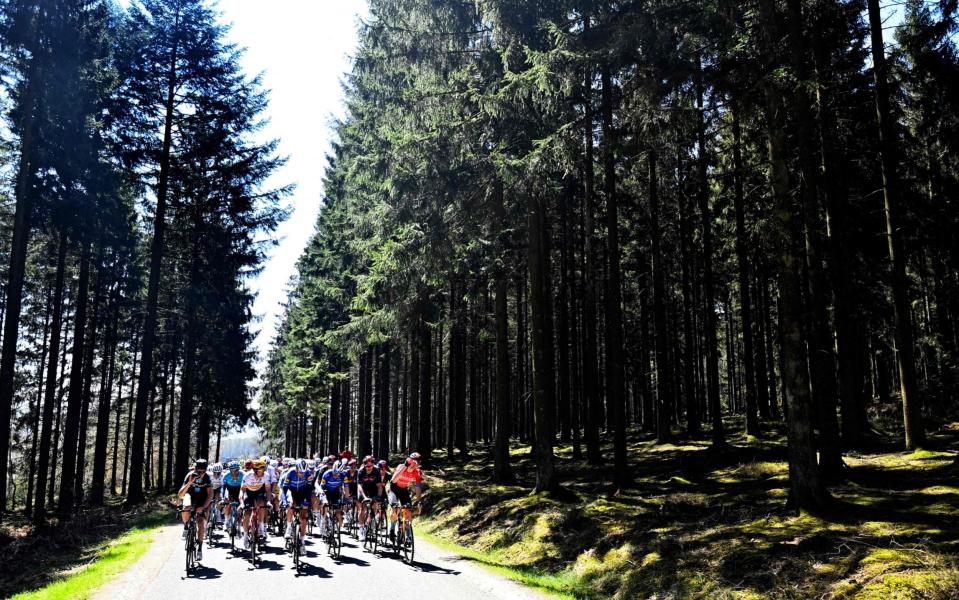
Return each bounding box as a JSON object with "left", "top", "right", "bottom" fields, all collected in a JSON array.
[{"left": 419, "top": 420, "right": 959, "bottom": 599}]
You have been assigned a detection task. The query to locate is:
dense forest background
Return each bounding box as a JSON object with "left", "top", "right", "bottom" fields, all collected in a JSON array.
[
  {"left": 261, "top": 0, "right": 959, "bottom": 513},
  {"left": 0, "top": 0, "right": 955, "bottom": 535},
  {"left": 0, "top": 0, "right": 286, "bottom": 522}
]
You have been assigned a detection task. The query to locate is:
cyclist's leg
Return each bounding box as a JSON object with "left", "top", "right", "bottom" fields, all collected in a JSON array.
[{"left": 196, "top": 505, "right": 207, "bottom": 541}]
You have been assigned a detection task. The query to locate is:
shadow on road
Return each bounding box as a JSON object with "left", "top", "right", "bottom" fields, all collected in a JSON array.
[
  {"left": 411, "top": 560, "right": 460, "bottom": 575},
  {"left": 185, "top": 565, "right": 222, "bottom": 580},
  {"left": 332, "top": 553, "right": 370, "bottom": 567},
  {"left": 296, "top": 561, "right": 333, "bottom": 578}
]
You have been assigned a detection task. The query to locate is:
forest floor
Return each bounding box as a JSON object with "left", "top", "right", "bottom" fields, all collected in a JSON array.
[
  {"left": 0, "top": 496, "right": 171, "bottom": 598},
  {"left": 419, "top": 419, "right": 959, "bottom": 599}
]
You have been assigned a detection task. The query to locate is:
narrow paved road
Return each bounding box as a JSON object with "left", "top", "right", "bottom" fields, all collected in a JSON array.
[{"left": 94, "top": 521, "right": 551, "bottom": 600}]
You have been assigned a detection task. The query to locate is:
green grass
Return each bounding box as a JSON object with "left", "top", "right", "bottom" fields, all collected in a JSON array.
[
  {"left": 417, "top": 528, "right": 585, "bottom": 599},
  {"left": 11, "top": 511, "right": 167, "bottom": 600},
  {"left": 420, "top": 419, "right": 959, "bottom": 599}
]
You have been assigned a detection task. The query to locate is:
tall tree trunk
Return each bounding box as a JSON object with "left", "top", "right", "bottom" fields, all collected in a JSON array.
[
  {"left": 128, "top": 8, "right": 181, "bottom": 505},
  {"left": 0, "top": 64, "right": 40, "bottom": 515},
  {"left": 417, "top": 314, "right": 433, "bottom": 463},
  {"left": 679, "top": 157, "right": 700, "bottom": 435},
  {"left": 865, "top": 0, "right": 924, "bottom": 449},
  {"left": 732, "top": 104, "right": 761, "bottom": 436},
  {"left": 528, "top": 191, "right": 557, "bottom": 493},
  {"left": 696, "top": 55, "right": 724, "bottom": 447},
  {"left": 492, "top": 180, "right": 515, "bottom": 483},
  {"left": 600, "top": 64, "right": 629, "bottom": 482},
  {"left": 757, "top": 0, "right": 829, "bottom": 510},
  {"left": 581, "top": 24, "right": 602, "bottom": 464},
  {"left": 26, "top": 279, "right": 53, "bottom": 516},
  {"left": 32, "top": 234, "right": 68, "bottom": 522},
  {"left": 90, "top": 292, "right": 118, "bottom": 505},
  {"left": 648, "top": 149, "right": 673, "bottom": 445}
]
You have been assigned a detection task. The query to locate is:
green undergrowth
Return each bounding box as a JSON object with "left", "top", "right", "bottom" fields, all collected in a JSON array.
[
  {"left": 0, "top": 497, "right": 171, "bottom": 598},
  {"left": 420, "top": 420, "right": 959, "bottom": 599}
]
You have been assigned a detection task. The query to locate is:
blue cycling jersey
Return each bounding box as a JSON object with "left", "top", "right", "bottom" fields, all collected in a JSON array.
[
  {"left": 322, "top": 470, "right": 345, "bottom": 491},
  {"left": 223, "top": 472, "right": 243, "bottom": 488},
  {"left": 281, "top": 468, "right": 314, "bottom": 492}
]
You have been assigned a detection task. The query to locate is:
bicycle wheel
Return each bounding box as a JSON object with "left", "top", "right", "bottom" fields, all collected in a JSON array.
[
  {"left": 405, "top": 522, "right": 415, "bottom": 564},
  {"left": 290, "top": 523, "right": 300, "bottom": 573}
]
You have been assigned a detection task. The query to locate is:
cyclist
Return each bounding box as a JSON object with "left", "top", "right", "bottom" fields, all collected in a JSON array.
[
  {"left": 320, "top": 459, "right": 349, "bottom": 534},
  {"left": 178, "top": 458, "right": 213, "bottom": 562},
  {"left": 357, "top": 455, "right": 386, "bottom": 539},
  {"left": 345, "top": 458, "right": 359, "bottom": 526},
  {"left": 222, "top": 460, "right": 243, "bottom": 529},
  {"left": 340, "top": 448, "right": 354, "bottom": 463},
  {"left": 241, "top": 458, "right": 270, "bottom": 549},
  {"left": 265, "top": 457, "right": 280, "bottom": 529},
  {"left": 389, "top": 453, "right": 423, "bottom": 542},
  {"left": 209, "top": 463, "right": 224, "bottom": 527},
  {"left": 282, "top": 458, "right": 313, "bottom": 553}
]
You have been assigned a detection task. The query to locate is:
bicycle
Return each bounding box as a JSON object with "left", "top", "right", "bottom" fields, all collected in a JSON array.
[
  {"left": 179, "top": 506, "right": 200, "bottom": 576},
  {"left": 394, "top": 501, "right": 417, "bottom": 564},
  {"left": 227, "top": 502, "right": 241, "bottom": 554},
  {"left": 206, "top": 502, "right": 218, "bottom": 548},
  {"left": 362, "top": 498, "right": 385, "bottom": 553},
  {"left": 247, "top": 502, "right": 263, "bottom": 567},
  {"left": 288, "top": 503, "right": 309, "bottom": 573},
  {"left": 325, "top": 499, "right": 347, "bottom": 560}
]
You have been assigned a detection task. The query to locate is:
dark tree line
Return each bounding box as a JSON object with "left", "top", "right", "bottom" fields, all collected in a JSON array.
[
  {"left": 0, "top": 0, "right": 286, "bottom": 522},
  {"left": 262, "top": 0, "right": 959, "bottom": 511}
]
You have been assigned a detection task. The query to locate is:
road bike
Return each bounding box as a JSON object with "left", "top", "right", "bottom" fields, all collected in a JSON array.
[
  {"left": 179, "top": 506, "right": 200, "bottom": 576},
  {"left": 227, "top": 502, "right": 241, "bottom": 554},
  {"left": 362, "top": 498, "right": 386, "bottom": 554},
  {"left": 325, "top": 499, "right": 347, "bottom": 560},
  {"left": 247, "top": 502, "right": 263, "bottom": 567},
  {"left": 206, "top": 502, "right": 219, "bottom": 548},
  {"left": 394, "top": 500, "right": 418, "bottom": 565}
]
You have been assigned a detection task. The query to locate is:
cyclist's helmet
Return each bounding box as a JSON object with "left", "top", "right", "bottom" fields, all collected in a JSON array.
[
  {"left": 195, "top": 458, "right": 208, "bottom": 470},
  {"left": 244, "top": 459, "right": 253, "bottom": 470},
  {"left": 253, "top": 459, "right": 266, "bottom": 470},
  {"left": 296, "top": 458, "right": 308, "bottom": 472},
  {"left": 210, "top": 463, "right": 223, "bottom": 475},
  {"left": 340, "top": 449, "right": 354, "bottom": 460},
  {"left": 307, "top": 459, "right": 317, "bottom": 469},
  {"left": 228, "top": 460, "right": 241, "bottom": 471},
  {"left": 377, "top": 460, "right": 387, "bottom": 468},
  {"left": 348, "top": 458, "right": 357, "bottom": 467},
  {"left": 282, "top": 457, "right": 293, "bottom": 468},
  {"left": 409, "top": 452, "right": 422, "bottom": 461},
  {"left": 363, "top": 455, "right": 374, "bottom": 465},
  {"left": 269, "top": 459, "right": 279, "bottom": 468}
]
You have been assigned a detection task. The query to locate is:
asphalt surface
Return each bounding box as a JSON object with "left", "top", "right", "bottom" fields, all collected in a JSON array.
[{"left": 93, "top": 519, "right": 551, "bottom": 600}]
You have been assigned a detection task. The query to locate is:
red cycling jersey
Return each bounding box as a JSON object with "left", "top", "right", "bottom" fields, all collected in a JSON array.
[{"left": 392, "top": 464, "right": 422, "bottom": 489}]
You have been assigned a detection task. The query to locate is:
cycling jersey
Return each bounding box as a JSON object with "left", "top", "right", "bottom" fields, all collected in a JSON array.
[
  {"left": 210, "top": 474, "right": 223, "bottom": 490},
  {"left": 391, "top": 464, "right": 422, "bottom": 490},
  {"left": 321, "top": 470, "right": 346, "bottom": 491},
  {"left": 281, "top": 469, "right": 315, "bottom": 493},
  {"left": 242, "top": 470, "right": 267, "bottom": 492},
  {"left": 357, "top": 467, "right": 383, "bottom": 497},
  {"left": 265, "top": 465, "right": 278, "bottom": 486},
  {"left": 183, "top": 470, "right": 213, "bottom": 496},
  {"left": 223, "top": 472, "right": 243, "bottom": 489}
]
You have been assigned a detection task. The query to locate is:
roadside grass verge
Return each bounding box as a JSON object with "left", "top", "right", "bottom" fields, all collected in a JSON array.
[
  {"left": 417, "top": 527, "right": 584, "bottom": 599},
  {"left": 420, "top": 419, "right": 959, "bottom": 599},
  {"left": 0, "top": 497, "right": 172, "bottom": 598},
  {"left": 11, "top": 510, "right": 167, "bottom": 600}
]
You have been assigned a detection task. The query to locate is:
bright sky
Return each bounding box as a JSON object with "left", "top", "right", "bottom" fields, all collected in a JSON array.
[{"left": 215, "top": 0, "right": 368, "bottom": 365}]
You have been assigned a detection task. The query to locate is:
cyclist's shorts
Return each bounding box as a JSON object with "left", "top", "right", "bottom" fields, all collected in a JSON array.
[
  {"left": 393, "top": 485, "right": 412, "bottom": 507},
  {"left": 286, "top": 488, "right": 312, "bottom": 509},
  {"left": 225, "top": 485, "right": 241, "bottom": 502},
  {"left": 387, "top": 490, "right": 398, "bottom": 506},
  {"left": 183, "top": 491, "right": 209, "bottom": 513},
  {"left": 243, "top": 488, "right": 266, "bottom": 508},
  {"left": 324, "top": 489, "right": 341, "bottom": 506}
]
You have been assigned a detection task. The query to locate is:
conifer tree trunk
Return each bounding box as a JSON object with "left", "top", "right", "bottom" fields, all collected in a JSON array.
[
  {"left": 90, "top": 295, "right": 118, "bottom": 505},
  {"left": 528, "top": 191, "right": 557, "bottom": 493},
  {"left": 696, "top": 56, "right": 724, "bottom": 447},
  {"left": 600, "top": 64, "right": 629, "bottom": 480},
  {"left": 32, "top": 233, "right": 68, "bottom": 522},
  {"left": 128, "top": 7, "right": 181, "bottom": 505},
  {"left": 417, "top": 314, "right": 433, "bottom": 462},
  {"left": 732, "top": 104, "right": 761, "bottom": 436},
  {"left": 866, "top": 0, "right": 924, "bottom": 449},
  {"left": 26, "top": 282, "right": 53, "bottom": 516},
  {"left": 649, "top": 149, "right": 673, "bottom": 445},
  {"left": 492, "top": 181, "right": 515, "bottom": 483}
]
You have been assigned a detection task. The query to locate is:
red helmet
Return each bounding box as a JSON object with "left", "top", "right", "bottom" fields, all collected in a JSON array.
[
  {"left": 362, "top": 455, "right": 374, "bottom": 465},
  {"left": 340, "top": 449, "right": 354, "bottom": 460}
]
